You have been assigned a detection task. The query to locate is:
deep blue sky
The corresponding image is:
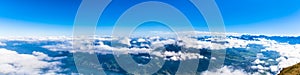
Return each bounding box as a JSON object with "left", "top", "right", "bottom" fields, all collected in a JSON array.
[{"left": 0, "top": 0, "right": 300, "bottom": 36}]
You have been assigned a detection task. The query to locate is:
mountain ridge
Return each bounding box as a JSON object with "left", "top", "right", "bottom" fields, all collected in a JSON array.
[{"left": 279, "top": 62, "right": 300, "bottom": 75}]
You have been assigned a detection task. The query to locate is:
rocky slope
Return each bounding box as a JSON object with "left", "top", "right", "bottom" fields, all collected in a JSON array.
[{"left": 279, "top": 62, "right": 300, "bottom": 75}]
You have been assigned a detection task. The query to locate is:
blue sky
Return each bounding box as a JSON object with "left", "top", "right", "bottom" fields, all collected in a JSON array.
[{"left": 0, "top": 0, "right": 300, "bottom": 36}]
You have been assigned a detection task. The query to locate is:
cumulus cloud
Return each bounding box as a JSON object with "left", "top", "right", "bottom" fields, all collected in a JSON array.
[
  {"left": 265, "top": 43, "right": 300, "bottom": 67},
  {"left": 6, "top": 32, "right": 300, "bottom": 74},
  {"left": 176, "top": 37, "right": 266, "bottom": 50},
  {"left": 247, "top": 39, "right": 300, "bottom": 73},
  {"left": 117, "top": 37, "right": 131, "bottom": 46},
  {"left": 137, "top": 38, "right": 147, "bottom": 42},
  {"left": 201, "top": 66, "right": 255, "bottom": 75},
  {"left": 0, "top": 48, "right": 62, "bottom": 75},
  {"left": 250, "top": 65, "right": 270, "bottom": 71},
  {"left": 151, "top": 51, "right": 204, "bottom": 61},
  {"left": 0, "top": 42, "right": 6, "bottom": 46},
  {"left": 151, "top": 39, "right": 176, "bottom": 48},
  {"left": 42, "top": 37, "right": 206, "bottom": 61},
  {"left": 222, "top": 37, "right": 300, "bottom": 74},
  {"left": 253, "top": 59, "right": 266, "bottom": 64}
]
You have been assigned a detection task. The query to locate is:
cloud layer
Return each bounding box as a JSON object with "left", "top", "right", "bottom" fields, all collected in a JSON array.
[
  {"left": 0, "top": 48, "right": 62, "bottom": 75},
  {"left": 1, "top": 31, "right": 300, "bottom": 74}
]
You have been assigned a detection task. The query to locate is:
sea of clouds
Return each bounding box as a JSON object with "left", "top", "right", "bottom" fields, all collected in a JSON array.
[
  {"left": 0, "top": 48, "right": 63, "bottom": 75},
  {"left": 0, "top": 31, "right": 300, "bottom": 75}
]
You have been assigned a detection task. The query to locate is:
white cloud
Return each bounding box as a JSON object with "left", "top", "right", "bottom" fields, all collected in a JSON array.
[
  {"left": 118, "top": 37, "right": 131, "bottom": 46},
  {"left": 150, "top": 51, "right": 204, "bottom": 61},
  {"left": 174, "top": 35, "right": 300, "bottom": 74},
  {"left": 151, "top": 39, "right": 176, "bottom": 48},
  {"left": 233, "top": 37, "right": 300, "bottom": 74},
  {"left": 253, "top": 59, "right": 265, "bottom": 64},
  {"left": 0, "top": 42, "right": 6, "bottom": 46},
  {"left": 0, "top": 48, "right": 62, "bottom": 75},
  {"left": 257, "top": 41, "right": 300, "bottom": 71},
  {"left": 9, "top": 34, "right": 300, "bottom": 74},
  {"left": 269, "top": 66, "right": 278, "bottom": 72},
  {"left": 250, "top": 65, "right": 270, "bottom": 71},
  {"left": 177, "top": 37, "right": 264, "bottom": 50},
  {"left": 201, "top": 66, "right": 255, "bottom": 75},
  {"left": 42, "top": 44, "right": 73, "bottom": 52},
  {"left": 42, "top": 38, "right": 204, "bottom": 61},
  {"left": 137, "top": 38, "right": 146, "bottom": 42}
]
